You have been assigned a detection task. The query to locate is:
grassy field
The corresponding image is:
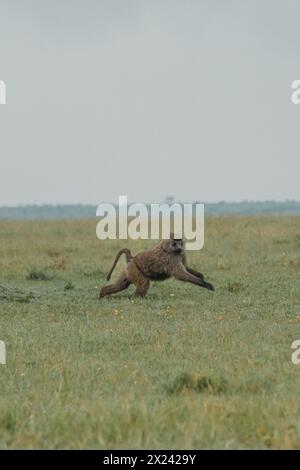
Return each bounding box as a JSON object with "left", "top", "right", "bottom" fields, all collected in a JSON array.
[{"left": 0, "top": 216, "right": 300, "bottom": 449}]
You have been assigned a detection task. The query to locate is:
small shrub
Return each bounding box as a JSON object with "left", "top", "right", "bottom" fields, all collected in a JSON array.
[
  {"left": 46, "top": 248, "right": 61, "bottom": 258},
  {"left": 289, "top": 259, "right": 300, "bottom": 270},
  {"left": 49, "top": 257, "right": 66, "bottom": 271},
  {"left": 26, "top": 269, "right": 53, "bottom": 281},
  {"left": 0, "top": 285, "right": 35, "bottom": 303},
  {"left": 81, "top": 268, "right": 106, "bottom": 278},
  {"left": 0, "top": 409, "right": 17, "bottom": 433},
  {"left": 167, "top": 372, "right": 227, "bottom": 395},
  {"left": 64, "top": 281, "right": 75, "bottom": 291},
  {"left": 227, "top": 281, "right": 242, "bottom": 293}
]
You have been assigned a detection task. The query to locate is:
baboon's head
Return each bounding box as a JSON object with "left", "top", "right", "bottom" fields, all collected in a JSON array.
[{"left": 162, "top": 233, "right": 185, "bottom": 254}]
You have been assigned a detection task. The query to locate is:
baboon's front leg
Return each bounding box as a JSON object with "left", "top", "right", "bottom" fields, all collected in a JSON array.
[
  {"left": 174, "top": 266, "right": 214, "bottom": 291},
  {"left": 186, "top": 266, "right": 204, "bottom": 280},
  {"left": 99, "top": 273, "right": 131, "bottom": 299}
]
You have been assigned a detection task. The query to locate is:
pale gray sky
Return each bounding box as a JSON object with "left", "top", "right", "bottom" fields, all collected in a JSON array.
[{"left": 0, "top": 0, "right": 299, "bottom": 205}]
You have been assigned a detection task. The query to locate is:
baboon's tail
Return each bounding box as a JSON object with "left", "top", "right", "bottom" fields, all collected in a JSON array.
[{"left": 106, "top": 248, "right": 133, "bottom": 281}]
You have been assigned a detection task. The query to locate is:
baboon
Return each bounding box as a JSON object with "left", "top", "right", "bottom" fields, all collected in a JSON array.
[{"left": 99, "top": 234, "right": 214, "bottom": 299}]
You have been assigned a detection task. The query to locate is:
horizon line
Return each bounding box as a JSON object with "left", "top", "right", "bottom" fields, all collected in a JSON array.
[{"left": 1, "top": 199, "right": 300, "bottom": 209}]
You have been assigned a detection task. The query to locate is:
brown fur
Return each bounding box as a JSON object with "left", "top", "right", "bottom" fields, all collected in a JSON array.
[{"left": 99, "top": 234, "right": 214, "bottom": 299}]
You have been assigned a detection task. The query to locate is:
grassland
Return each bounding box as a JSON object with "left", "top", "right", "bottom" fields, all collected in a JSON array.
[{"left": 0, "top": 216, "right": 300, "bottom": 449}]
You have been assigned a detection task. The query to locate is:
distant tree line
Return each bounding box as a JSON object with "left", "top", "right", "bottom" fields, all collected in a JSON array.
[{"left": 0, "top": 201, "right": 300, "bottom": 220}]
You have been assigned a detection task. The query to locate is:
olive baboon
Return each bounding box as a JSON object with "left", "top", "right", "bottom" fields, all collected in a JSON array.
[{"left": 99, "top": 234, "right": 214, "bottom": 299}]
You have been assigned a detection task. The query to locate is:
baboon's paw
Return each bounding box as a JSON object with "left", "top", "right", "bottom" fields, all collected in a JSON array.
[{"left": 203, "top": 281, "right": 215, "bottom": 291}]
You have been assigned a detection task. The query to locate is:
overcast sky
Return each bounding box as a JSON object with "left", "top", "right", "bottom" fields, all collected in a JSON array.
[{"left": 0, "top": 0, "right": 299, "bottom": 206}]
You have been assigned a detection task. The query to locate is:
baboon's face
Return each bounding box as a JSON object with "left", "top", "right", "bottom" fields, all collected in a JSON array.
[
  {"left": 171, "top": 238, "right": 185, "bottom": 253},
  {"left": 163, "top": 237, "right": 185, "bottom": 254}
]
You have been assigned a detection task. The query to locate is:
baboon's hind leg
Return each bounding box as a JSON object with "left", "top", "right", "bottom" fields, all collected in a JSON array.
[
  {"left": 99, "top": 273, "right": 131, "bottom": 299},
  {"left": 134, "top": 278, "right": 150, "bottom": 298}
]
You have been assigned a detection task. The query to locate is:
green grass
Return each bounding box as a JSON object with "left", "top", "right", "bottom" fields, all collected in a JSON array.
[{"left": 0, "top": 216, "right": 300, "bottom": 449}]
